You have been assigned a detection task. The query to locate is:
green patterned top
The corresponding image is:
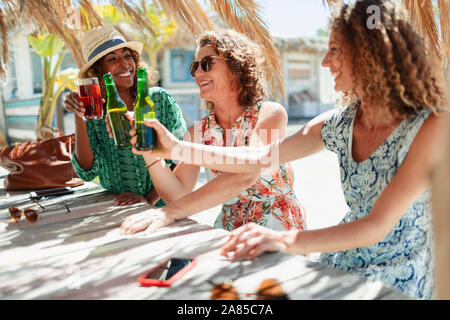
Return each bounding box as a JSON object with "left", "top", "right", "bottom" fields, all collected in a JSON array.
[{"left": 71, "top": 87, "right": 187, "bottom": 206}]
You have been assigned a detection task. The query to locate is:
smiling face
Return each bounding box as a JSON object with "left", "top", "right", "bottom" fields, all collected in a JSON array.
[
  {"left": 321, "top": 29, "right": 355, "bottom": 93},
  {"left": 99, "top": 47, "right": 136, "bottom": 90},
  {"left": 193, "top": 45, "right": 239, "bottom": 103}
]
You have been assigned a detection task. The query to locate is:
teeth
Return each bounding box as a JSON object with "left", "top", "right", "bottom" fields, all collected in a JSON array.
[
  {"left": 117, "top": 72, "right": 131, "bottom": 77},
  {"left": 199, "top": 80, "right": 212, "bottom": 86}
]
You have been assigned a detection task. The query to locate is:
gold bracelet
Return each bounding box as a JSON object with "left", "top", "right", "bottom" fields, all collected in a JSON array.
[{"left": 145, "top": 159, "right": 161, "bottom": 169}]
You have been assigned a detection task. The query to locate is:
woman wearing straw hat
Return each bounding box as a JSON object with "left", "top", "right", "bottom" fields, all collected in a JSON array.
[{"left": 64, "top": 25, "right": 187, "bottom": 206}]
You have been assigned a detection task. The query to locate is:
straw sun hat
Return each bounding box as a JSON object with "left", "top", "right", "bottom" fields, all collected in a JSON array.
[{"left": 78, "top": 25, "right": 143, "bottom": 77}]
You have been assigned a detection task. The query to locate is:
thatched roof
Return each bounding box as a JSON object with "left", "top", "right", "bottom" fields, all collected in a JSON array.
[{"left": 0, "top": 0, "right": 285, "bottom": 100}]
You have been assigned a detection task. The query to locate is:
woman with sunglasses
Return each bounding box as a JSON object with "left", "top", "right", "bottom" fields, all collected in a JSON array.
[
  {"left": 121, "top": 1, "right": 448, "bottom": 299},
  {"left": 120, "top": 30, "right": 306, "bottom": 237},
  {"left": 64, "top": 26, "right": 187, "bottom": 207}
]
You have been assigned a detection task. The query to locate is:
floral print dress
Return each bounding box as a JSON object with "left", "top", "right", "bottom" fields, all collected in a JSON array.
[
  {"left": 200, "top": 103, "right": 306, "bottom": 232},
  {"left": 319, "top": 103, "right": 434, "bottom": 299}
]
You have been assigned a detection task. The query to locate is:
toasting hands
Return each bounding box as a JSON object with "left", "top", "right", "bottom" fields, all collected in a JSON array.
[{"left": 124, "top": 113, "right": 180, "bottom": 159}]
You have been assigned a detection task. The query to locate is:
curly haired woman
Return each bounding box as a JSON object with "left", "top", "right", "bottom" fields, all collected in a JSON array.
[
  {"left": 132, "top": 1, "right": 448, "bottom": 299},
  {"left": 120, "top": 30, "right": 306, "bottom": 236}
]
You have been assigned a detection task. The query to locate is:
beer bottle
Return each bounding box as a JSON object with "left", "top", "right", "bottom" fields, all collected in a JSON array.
[
  {"left": 134, "top": 68, "right": 157, "bottom": 150},
  {"left": 103, "top": 72, "right": 131, "bottom": 148}
]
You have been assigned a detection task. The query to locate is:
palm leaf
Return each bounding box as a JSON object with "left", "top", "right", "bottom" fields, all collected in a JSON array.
[
  {"left": 110, "top": 0, "right": 157, "bottom": 36},
  {"left": 403, "top": 0, "right": 442, "bottom": 63},
  {"left": 154, "top": 0, "right": 214, "bottom": 35},
  {"left": 437, "top": 0, "right": 449, "bottom": 68},
  {"left": 0, "top": 9, "right": 8, "bottom": 76},
  {"left": 209, "top": 0, "right": 285, "bottom": 101}
]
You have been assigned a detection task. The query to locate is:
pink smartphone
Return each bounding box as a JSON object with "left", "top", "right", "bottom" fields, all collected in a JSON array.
[{"left": 138, "top": 258, "right": 197, "bottom": 287}]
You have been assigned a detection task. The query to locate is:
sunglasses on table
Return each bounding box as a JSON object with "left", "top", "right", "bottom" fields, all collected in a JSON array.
[
  {"left": 208, "top": 262, "right": 288, "bottom": 300},
  {"left": 8, "top": 201, "right": 71, "bottom": 223},
  {"left": 9, "top": 207, "right": 40, "bottom": 223},
  {"left": 209, "top": 278, "right": 288, "bottom": 300},
  {"left": 189, "top": 55, "right": 229, "bottom": 77}
]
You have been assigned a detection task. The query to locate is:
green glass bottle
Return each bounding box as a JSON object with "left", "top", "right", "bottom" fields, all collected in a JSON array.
[
  {"left": 103, "top": 72, "right": 131, "bottom": 148},
  {"left": 134, "top": 68, "right": 157, "bottom": 150}
]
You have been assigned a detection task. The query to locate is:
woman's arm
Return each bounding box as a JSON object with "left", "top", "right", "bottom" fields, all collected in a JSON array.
[
  {"left": 143, "top": 108, "right": 334, "bottom": 174},
  {"left": 132, "top": 102, "right": 289, "bottom": 204},
  {"left": 140, "top": 126, "right": 201, "bottom": 204},
  {"left": 161, "top": 172, "right": 260, "bottom": 219},
  {"left": 120, "top": 102, "right": 293, "bottom": 234},
  {"left": 161, "top": 101, "right": 290, "bottom": 218},
  {"left": 137, "top": 87, "right": 196, "bottom": 204},
  {"left": 222, "top": 113, "right": 447, "bottom": 260},
  {"left": 73, "top": 115, "right": 95, "bottom": 170},
  {"left": 64, "top": 91, "right": 95, "bottom": 170}
]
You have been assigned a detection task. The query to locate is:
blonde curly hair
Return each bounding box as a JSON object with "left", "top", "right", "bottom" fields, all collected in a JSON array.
[
  {"left": 196, "top": 29, "right": 268, "bottom": 110},
  {"left": 331, "top": 0, "right": 447, "bottom": 120}
]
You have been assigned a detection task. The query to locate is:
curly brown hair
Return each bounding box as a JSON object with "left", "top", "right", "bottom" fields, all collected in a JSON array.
[
  {"left": 330, "top": 0, "right": 448, "bottom": 120},
  {"left": 85, "top": 49, "right": 159, "bottom": 102},
  {"left": 196, "top": 30, "right": 267, "bottom": 110}
]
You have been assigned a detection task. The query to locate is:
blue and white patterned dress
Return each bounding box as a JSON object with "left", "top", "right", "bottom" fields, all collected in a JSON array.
[{"left": 319, "top": 103, "right": 434, "bottom": 299}]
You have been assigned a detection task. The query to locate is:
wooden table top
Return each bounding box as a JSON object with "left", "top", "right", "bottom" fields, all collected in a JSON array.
[{"left": 0, "top": 180, "right": 409, "bottom": 300}]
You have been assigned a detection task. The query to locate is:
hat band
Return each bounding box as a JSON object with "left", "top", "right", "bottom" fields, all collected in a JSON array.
[{"left": 87, "top": 38, "right": 126, "bottom": 62}]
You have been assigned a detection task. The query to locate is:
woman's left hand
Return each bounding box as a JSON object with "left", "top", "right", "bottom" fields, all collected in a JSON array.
[
  {"left": 105, "top": 111, "right": 133, "bottom": 140},
  {"left": 220, "top": 223, "right": 289, "bottom": 261},
  {"left": 120, "top": 209, "right": 175, "bottom": 235},
  {"left": 113, "top": 192, "right": 147, "bottom": 206},
  {"left": 125, "top": 113, "right": 180, "bottom": 159}
]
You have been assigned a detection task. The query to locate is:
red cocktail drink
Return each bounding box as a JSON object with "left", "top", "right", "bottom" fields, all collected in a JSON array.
[{"left": 78, "top": 77, "right": 104, "bottom": 120}]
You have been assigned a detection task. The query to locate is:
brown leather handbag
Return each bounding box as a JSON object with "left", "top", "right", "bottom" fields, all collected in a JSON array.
[{"left": 0, "top": 134, "right": 84, "bottom": 190}]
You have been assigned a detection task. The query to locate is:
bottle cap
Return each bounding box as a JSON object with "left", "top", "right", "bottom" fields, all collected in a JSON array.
[
  {"left": 103, "top": 72, "right": 113, "bottom": 83},
  {"left": 137, "top": 68, "right": 147, "bottom": 78}
]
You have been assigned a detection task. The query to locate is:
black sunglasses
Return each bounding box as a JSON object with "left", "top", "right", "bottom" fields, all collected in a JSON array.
[{"left": 189, "top": 55, "right": 229, "bottom": 77}]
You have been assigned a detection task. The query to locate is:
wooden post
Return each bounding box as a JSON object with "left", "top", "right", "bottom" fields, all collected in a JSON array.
[
  {"left": 432, "top": 113, "right": 450, "bottom": 299},
  {"left": 0, "top": 87, "right": 8, "bottom": 147},
  {"left": 55, "top": 92, "right": 66, "bottom": 134}
]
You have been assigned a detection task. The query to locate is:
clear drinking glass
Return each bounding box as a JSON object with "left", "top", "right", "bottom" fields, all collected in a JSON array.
[{"left": 77, "top": 77, "right": 104, "bottom": 120}]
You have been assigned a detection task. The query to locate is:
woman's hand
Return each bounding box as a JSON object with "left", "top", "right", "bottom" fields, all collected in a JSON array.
[
  {"left": 125, "top": 113, "right": 180, "bottom": 159},
  {"left": 64, "top": 91, "right": 105, "bottom": 120},
  {"left": 145, "top": 187, "right": 161, "bottom": 206},
  {"left": 220, "top": 223, "right": 290, "bottom": 261},
  {"left": 105, "top": 113, "right": 113, "bottom": 139},
  {"left": 104, "top": 111, "right": 132, "bottom": 140},
  {"left": 113, "top": 192, "right": 147, "bottom": 206},
  {"left": 120, "top": 209, "right": 175, "bottom": 235},
  {"left": 64, "top": 91, "right": 85, "bottom": 118},
  {"left": 124, "top": 113, "right": 162, "bottom": 165},
  {"left": 125, "top": 112, "right": 161, "bottom": 165}
]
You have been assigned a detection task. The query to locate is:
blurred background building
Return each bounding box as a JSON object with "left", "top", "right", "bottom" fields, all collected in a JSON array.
[{"left": 0, "top": 24, "right": 335, "bottom": 142}]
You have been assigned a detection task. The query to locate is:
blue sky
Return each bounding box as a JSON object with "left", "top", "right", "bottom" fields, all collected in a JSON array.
[{"left": 258, "top": 0, "right": 331, "bottom": 39}]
